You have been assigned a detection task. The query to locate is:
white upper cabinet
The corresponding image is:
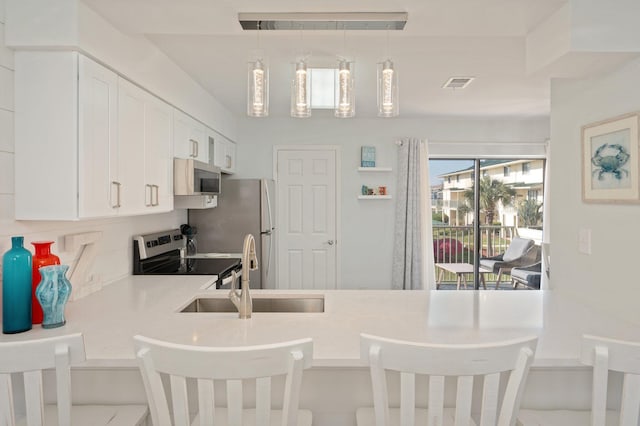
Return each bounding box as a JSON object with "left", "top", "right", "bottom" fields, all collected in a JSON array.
[
  {"left": 209, "top": 128, "right": 237, "bottom": 174},
  {"left": 173, "top": 109, "right": 209, "bottom": 163},
  {"left": 15, "top": 52, "right": 118, "bottom": 220},
  {"left": 118, "top": 79, "right": 173, "bottom": 215},
  {"left": 77, "top": 53, "right": 119, "bottom": 218},
  {"left": 14, "top": 51, "right": 173, "bottom": 220}
]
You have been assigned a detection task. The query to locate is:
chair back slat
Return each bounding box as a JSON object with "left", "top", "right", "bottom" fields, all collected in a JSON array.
[
  {"left": 54, "top": 344, "right": 72, "bottom": 426},
  {"left": 454, "top": 376, "right": 473, "bottom": 426},
  {"left": 479, "top": 372, "right": 500, "bottom": 426},
  {"left": 427, "top": 375, "right": 445, "bottom": 426},
  {"left": 399, "top": 372, "right": 415, "bottom": 426},
  {"left": 368, "top": 345, "right": 389, "bottom": 426},
  {"left": 226, "top": 379, "right": 243, "bottom": 426},
  {"left": 255, "top": 377, "right": 271, "bottom": 426},
  {"left": 169, "top": 375, "right": 190, "bottom": 426},
  {"left": 23, "top": 371, "right": 44, "bottom": 426},
  {"left": 281, "top": 350, "right": 305, "bottom": 426},
  {"left": 590, "top": 346, "right": 609, "bottom": 426},
  {"left": 0, "top": 373, "right": 15, "bottom": 426},
  {"left": 360, "top": 334, "right": 537, "bottom": 426},
  {"left": 582, "top": 335, "right": 640, "bottom": 375},
  {"left": 196, "top": 379, "right": 215, "bottom": 426},
  {"left": 0, "top": 334, "right": 85, "bottom": 426},
  {"left": 133, "top": 335, "right": 312, "bottom": 426},
  {"left": 136, "top": 347, "right": 172, "bottom": 426},
  {"left": 619, "top": 374, "right": 640, "bottom": 426},
  {"left": 496, "top": 346, "right": 534, "bottom": 426}
]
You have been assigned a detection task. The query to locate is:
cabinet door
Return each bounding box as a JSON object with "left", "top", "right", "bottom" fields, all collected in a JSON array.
[
  {"left": 225, "top": 140, "right": 237, "bottom": 174},
  {"left": 173, "top": 109, "right": 208, "bottom": 163},
  {"left": 117, "top": 78, "right": 147, "bottom": 215},
  {"left": 211, "top": 131, "right": 237, "bottom": 174},
  {"left": 190, "top": 120, "right": 208, "bottom": 163},
  {"left": 78, "top": 55, "right": 119, "bottom": 218},
  {"left": 144, "top": 92, "right": 174, "bottom": 212}
]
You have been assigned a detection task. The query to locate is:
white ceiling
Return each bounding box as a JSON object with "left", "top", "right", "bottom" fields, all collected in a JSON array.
[{"left": 81, "top": 0, "right": 570, "bottom": 119}]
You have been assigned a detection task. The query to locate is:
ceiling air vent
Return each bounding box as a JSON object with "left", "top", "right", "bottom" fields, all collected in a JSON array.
[{"left": 442, "top": 77, "right": 475, "bottom": 89}]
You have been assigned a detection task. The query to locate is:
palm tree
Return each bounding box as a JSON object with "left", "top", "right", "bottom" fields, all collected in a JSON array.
[
  {"left": 457, "top": 202, "right": 472, "bottom": 225},
  {"left": 518, "top": 199, "right": 543, "bottom": 228},
  {"left": 464, "top": 176, "right": 516, "bottom": 224},
  {"left": 464, "top": 176, "right": 516, "bottom": 256}
]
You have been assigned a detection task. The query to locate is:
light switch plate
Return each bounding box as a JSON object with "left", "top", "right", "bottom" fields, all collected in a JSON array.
[{"left": 578, "top": 228, "right": 591, "bottom": 255}]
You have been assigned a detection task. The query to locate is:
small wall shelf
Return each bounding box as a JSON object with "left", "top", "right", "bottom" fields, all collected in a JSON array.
[
  {"left": 357, "top": 167, "right": 392, "bottom": 172},
  {"left": 358, "top": 195, "right": 392, "bottom": 200}
]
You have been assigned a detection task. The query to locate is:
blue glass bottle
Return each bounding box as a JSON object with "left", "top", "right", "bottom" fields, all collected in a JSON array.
[
  {"left": 36, "top": 265, "right": 72, "bottom": 329},
  {"left": 2, "top": 236, "right": 33, "bottom": 334}
]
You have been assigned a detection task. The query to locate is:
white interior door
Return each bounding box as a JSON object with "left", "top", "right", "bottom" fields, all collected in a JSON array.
[{"left": 276, "top": 148, "right": 338, "bottom": 289}]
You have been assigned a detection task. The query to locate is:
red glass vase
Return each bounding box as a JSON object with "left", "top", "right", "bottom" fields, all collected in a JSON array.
[{"left": 31, "top": 241, "right": 60, "bottom": 324}]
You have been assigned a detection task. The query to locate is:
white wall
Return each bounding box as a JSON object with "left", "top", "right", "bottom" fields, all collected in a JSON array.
[
  {"left": 237, "top": 116, "right": 549, "bottom": 289},
  {"left": 550, "top": 56, "right": 640, "bottom": 325}
]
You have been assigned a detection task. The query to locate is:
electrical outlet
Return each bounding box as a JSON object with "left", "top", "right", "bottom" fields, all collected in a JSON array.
[{"left": 578, "top": 228, "right": 591, "bottom": 255}]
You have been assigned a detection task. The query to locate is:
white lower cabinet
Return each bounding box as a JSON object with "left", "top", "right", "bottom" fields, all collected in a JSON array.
[{"left": 14, "top": 51, "right": 173, "bottom": 220}]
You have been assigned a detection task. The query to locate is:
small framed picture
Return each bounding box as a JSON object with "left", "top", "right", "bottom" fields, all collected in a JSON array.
[
  {"left": 361, "top": 146, "right": 376, "bottom": 167},
  {"left": 582, "top": 112, "right": 640, "bottom": 203}
]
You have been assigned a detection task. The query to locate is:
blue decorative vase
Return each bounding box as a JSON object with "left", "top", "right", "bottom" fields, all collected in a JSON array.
[
  {"left": 35, "top": 265, "right": 72, "bottom": 329},
  {"left": 2, "top": 236, "right": 33, "bottom": 334}
]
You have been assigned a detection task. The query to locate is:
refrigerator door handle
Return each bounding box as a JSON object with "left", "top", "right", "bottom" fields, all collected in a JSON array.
[{"left": 264, "top": 179, "right": 274, "bottom": 232}]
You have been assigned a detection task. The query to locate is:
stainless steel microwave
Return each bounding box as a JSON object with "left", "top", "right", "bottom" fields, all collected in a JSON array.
[{"left": 174, "top": 158, "right": 221, "bottom": 196}]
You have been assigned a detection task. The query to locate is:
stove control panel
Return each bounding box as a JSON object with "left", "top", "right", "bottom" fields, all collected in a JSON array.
[{"left": 134, "top": 229, "right": 185, "bottom": 260}]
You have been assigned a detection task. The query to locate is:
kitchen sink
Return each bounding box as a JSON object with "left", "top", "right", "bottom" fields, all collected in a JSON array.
[{"left": 179, "top": 295, "right": 325, "bottom": 313}]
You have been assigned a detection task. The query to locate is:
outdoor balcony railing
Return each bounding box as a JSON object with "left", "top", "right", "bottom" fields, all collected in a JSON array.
[{"left": 432, "top": 225, "right": 519, "bottom": 286}]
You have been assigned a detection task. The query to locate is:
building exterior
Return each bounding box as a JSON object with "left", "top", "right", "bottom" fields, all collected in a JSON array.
[{"left": 437, "top": 159, "right": 544, "bottom": 227}]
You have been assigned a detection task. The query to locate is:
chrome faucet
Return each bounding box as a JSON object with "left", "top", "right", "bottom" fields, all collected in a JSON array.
[{"left": 229, "top": 234, "right": 259, "bottom": 319}]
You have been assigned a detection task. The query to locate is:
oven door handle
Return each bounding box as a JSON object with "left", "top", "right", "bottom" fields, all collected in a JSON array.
[{"left": 219, "top": 269, "right": 241, "bottom": 288}]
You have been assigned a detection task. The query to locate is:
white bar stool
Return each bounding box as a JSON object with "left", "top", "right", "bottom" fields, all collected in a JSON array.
[
  {"left": 0, "top": 333, "right": 148, "bottom": 426},
  {"left": 133, "top": 335, "right": 313, "bottom": 426}
]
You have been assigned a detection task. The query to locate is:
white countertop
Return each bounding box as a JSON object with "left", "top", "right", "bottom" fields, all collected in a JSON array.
[{"left": 2, "top": 275, "right": 639, "bottom": 369}]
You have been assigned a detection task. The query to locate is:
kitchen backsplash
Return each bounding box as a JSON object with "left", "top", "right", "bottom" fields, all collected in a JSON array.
[{"left": 0, "top": 7, "right": 186, "bottom": 298}]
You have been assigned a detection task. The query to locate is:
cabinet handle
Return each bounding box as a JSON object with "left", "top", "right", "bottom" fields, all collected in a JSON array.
[
  {"left": 152, "top": 185, "right": 159, "bottom": 206},
  {"left": 145, "top": 184, "right": 153, "bottom": 207},
  {"left": 111, "top": 181, "right": 121, "bottom": 208},
  {"left": 189, "top": 139, "right": 197, "bottom": 157},
  {"left": 194, "top": 141, "right": 199, "bottom": 158},
  {"left": 226, "top": 154, "right": 232, "bottom": 169}
]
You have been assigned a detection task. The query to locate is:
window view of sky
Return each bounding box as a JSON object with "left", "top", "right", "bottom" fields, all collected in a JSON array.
[{"left": 428, "top": 160, "right": 473, "bottom": 185}]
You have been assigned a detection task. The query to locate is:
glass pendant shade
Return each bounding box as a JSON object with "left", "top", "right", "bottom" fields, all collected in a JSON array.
[
  {"left": 335, "top": 60, "right": 355, "bottom": 118},
  {"left": 291, "top": 60, "right": 311, "bottom": 118},
  {"left": 247, "top": 59, "right": 269, "bottom": 117},
  {"left": 377, "top": 59, "right": 399, "bottom": 117}
]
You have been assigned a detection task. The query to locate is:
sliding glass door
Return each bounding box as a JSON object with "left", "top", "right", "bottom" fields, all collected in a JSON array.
[{"left": 430, "top": 158, "right": 545, "bottom": 290}]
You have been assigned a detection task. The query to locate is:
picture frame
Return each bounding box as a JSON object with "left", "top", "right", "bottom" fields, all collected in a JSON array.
[{"left": 582, "top": 112, "right": 640, "bottom": 203}]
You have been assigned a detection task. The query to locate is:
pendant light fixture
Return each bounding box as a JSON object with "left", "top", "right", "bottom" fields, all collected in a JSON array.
[
  {"left": 335, "top": 60, "right": 355, "bottom": 117},
  {"left": 291, "top": 59, "right": 311, "bottom": 118},
  {"left": 377, "top": 28, "right": 399, "bottom": 117},
  {"left": 377, "top": 59, "right": 398, "bottom": 117},
  {"left": 247, "top": 29, "right": 268, "bottom": 117},
  {"left": 247, "top": 58, "right": 268, "bottom": 117}
]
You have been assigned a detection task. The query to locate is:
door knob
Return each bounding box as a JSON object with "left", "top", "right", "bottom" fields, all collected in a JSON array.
[{"left": 327, "top": 240, "right": 334, "bottom": 245}]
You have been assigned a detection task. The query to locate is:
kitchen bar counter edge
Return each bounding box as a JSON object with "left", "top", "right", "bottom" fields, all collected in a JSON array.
[{"left": 1, "top": 275, "right": 638, "bottom": 370}]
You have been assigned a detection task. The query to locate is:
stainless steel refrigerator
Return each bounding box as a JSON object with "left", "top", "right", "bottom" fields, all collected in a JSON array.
[{"left": 188, "top": 179, "right": 275, "bottom": 289}]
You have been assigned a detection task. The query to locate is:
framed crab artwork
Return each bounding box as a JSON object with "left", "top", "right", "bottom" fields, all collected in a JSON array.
[{"left": 582, "top": 112, "right": 640, "bottom": 203}]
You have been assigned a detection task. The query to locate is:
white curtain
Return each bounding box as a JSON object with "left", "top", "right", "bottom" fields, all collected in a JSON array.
[{"left": 392, "top": 138, "right": 436, "bottom": 290}]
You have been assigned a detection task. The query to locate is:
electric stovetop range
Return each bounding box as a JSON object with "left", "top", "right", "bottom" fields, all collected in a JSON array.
[{"left": 133, "top": 229, "right": 241, "bottom": 288}]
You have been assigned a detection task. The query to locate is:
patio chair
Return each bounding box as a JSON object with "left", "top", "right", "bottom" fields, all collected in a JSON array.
[
  {"left": 480, "top": 237, "right": 539, "bottom": 289},
  {"left": 511, "top": 262, "right": 542, "bottom": 290}
]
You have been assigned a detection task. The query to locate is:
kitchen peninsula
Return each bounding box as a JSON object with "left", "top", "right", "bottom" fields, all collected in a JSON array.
[{"left": 2, "top": 276, "right": 638, "bottom": 426}]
